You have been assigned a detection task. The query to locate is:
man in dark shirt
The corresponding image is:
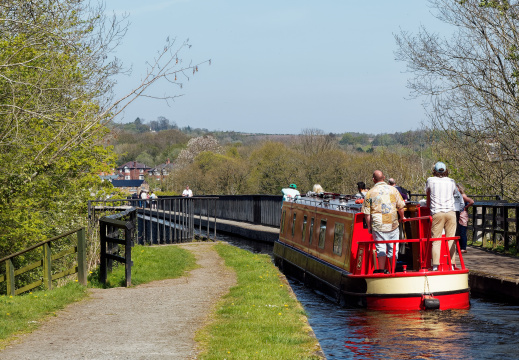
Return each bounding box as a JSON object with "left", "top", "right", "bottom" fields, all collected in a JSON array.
[{"left": 388, "top": 178, "right": 408, "bottom": 201}]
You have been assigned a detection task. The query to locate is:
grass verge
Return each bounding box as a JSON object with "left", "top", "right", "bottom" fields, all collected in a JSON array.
[
  {"left": 0, "top": 282, "right": 87, "bottom": 349},
  {"left": 196, "top": 243, "right": 322, "bottom": 360},
  {"left": 0, "top": 244, "right": 197, "bottom": 348},
  {"left": 88, "top": 244, "right": 198, "bottom": 288}
]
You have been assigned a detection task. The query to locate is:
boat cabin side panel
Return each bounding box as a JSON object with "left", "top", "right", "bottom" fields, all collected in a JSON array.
[{"left": 279, "top": 202, "right": 355, "bottom": 273}]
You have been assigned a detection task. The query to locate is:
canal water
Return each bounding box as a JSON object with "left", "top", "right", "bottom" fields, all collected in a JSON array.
[{"left": 223, "top": 236, "right": 519, "bottom": 360}]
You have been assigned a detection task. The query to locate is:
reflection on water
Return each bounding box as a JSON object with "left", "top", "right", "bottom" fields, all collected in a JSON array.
[
  {"left": 221, "top": 235, "right": 519, "bottom": 359},
  {"left": 291, "top": 280, "right": 519, "bottom": 360}
]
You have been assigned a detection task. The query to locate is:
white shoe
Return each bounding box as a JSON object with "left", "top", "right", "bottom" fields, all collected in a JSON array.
[{"left": 432, "top": 265, "right": 438, "bottom": 271}]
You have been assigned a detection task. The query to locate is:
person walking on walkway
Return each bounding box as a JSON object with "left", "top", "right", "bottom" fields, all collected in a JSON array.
[
  {"left": 426, "top": 161, "right": 458, "bottom": 270},
  {"left": 150, "top": 191, "right": 158, "bottom": 210},
  {"left": 362, "top": 170, "right": 406, "bottom": 272},
  {"left": 457, "top": 184, "right": 474, "bottom": 253},
  {"left": 140, "top": 189, "right": 149, "bottom": 208},
  {"left": 182, "top": 186, "right": 193, "bottom": 197}
]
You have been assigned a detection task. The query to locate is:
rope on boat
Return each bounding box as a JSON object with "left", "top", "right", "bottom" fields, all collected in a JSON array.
[{"left": 423, "top": 273, "right": 432, "bottom": 296}]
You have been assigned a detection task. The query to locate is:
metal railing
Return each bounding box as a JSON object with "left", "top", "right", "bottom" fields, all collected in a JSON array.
[
  {"left": 190, "top": 195, "right": 281, "bottom": 227},
  {"left": 88, "top": 197, "right": 218, "bottom": 245}
]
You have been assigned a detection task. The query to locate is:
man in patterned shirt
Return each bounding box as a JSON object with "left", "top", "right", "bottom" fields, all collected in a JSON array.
[{"left": 362, "top": 170, "right": 406, "bottom": 272}]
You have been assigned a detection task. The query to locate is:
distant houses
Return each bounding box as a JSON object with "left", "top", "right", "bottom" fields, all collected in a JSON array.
[
  {"left": 116, "top": 161, "right": 152, "bottom": 181},
  {"left": 149, "top": 159, "right": 174, "bottom": 181},
  {"left": 100, "top": 159, "right": 175, "bottom": 193}
]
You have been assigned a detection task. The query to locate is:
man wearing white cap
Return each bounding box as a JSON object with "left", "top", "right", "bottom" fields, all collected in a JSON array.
[{"left": 425, "top": 161, "right": 459, "bottom": 270}]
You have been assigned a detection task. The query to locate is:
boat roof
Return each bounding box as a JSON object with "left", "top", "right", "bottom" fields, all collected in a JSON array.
[
  {"left": 293, "top": 193, "right": 363, "bottom": 214},
  {"left": 291, "top": 193, "right": 418, "bottom": 214}
]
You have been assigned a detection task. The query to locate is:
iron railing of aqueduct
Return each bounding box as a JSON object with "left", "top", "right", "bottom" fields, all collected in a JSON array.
[
  {"left": 88, "top": 197, "right": 218, "bottom": 245},
  {"left": 190, "top": 195, "right": 282, "bottom": 227}
]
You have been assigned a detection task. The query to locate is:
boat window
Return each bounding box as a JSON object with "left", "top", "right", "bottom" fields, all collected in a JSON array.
[
  {"left": 280, "top": 210, "right": 286, "bottom": 234},
  {"left": 333, "top": 223, "right": 344, "bottom": 256},
  {"left": 292, "top": 213, "right": 297, "bottom": 237},
  {"left": 309, "top": 218, "right": 314, "bottom": 244},
  {"left": 318, "top": 220, "right": 327, "bottom": 249},
  {"left": 302, "top": 215, "right": 308, "bottom": 242}
]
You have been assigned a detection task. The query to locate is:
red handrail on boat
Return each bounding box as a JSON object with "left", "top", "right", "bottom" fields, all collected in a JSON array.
[
  {"left": 402, "top": 216, "right": 432, "bottom": 270},
  {"left": 355, "top": 215, "right": 465, "bottom": 275}
]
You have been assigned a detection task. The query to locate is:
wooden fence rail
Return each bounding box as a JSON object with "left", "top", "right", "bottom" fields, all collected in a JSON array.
[
  {"left": 0, "top": 228, "right": 87, "bottom": 296},
  {"left": 471, "top": 201, "right": 519, "bottom": 251}
]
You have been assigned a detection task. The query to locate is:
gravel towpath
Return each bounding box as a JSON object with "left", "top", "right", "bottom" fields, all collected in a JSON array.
[{"left": 0, "top": 242, "right": 237, "bottom": 360}]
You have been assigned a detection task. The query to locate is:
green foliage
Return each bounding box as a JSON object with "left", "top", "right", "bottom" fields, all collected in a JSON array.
[
  {"left": 339, "top": 132, "right": 371, "bottom": 146},
  {"left": 0, "top": 1, "right": 121, "bottom": 259}
]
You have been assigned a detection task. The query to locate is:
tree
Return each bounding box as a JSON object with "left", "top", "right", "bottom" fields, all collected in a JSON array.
[
  {"left": 247, "top": 142, "right": 305, "bottom": 194},
  {"left": 298, "top": 128, "right": 337, "bottom": 157},
  {"left": 157, "top": 116, "right": 170, "bottom": 131},
  {"left": 0, "top": 0, "right": 209, "bottom": 258},
  {"left": 395, "top": 0, "right": 519, "bottom": 199},
  {"left": 175, "top": 135, "right": 222, "bottom": 167}
]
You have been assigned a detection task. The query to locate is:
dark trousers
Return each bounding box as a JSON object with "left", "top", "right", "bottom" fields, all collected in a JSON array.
[{"left": 459, "top": 225, "right": 468, "bottom": 250}]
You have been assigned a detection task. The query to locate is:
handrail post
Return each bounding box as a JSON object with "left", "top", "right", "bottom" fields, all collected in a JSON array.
[
  {"left": 6, "top": 259, "right": 15, "bottom": 296},
  {"left": 214, "top": 198, "right": 217, "bottom": 240},
  {"left": 125, "top": 223, "right": 133, "bottom": 287},
  {"left": 77, "top": 227, "right": 87, "bottom": 285},
  {"left": 43, "top": 242, "right": 52, "bottom": 290},
  {"left": 100, "top": 222, "right": 107, "bottom": 285}
]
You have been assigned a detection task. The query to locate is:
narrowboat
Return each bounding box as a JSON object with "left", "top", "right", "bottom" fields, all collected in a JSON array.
[{"left": 273, "top": 193, "right": 470, "bottom": 311}]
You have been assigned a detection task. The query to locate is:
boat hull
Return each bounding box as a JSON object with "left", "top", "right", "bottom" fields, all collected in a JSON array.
[{"left": 274, "top": 240, "right": 470, "bottom": 311}]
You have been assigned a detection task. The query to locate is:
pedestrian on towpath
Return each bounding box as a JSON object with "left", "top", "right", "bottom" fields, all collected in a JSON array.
[
  {"left": 182, "top": 185, "right": 193, "bottom": 197},
  {"left": 457, "top": 184, "right": 474, "bottom": 253},
  {"left": 150, "top": 191, "right": 157, "bottom": 210}
]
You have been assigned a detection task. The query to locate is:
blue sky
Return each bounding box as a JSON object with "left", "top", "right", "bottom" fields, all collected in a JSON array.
[{"left": 106, "top": 1, "right": 449, "bottom": 135}]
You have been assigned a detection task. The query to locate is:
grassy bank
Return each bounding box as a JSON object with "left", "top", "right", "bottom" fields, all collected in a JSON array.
[
  {"left": 89, "top": 244, "right": 197, "bottom": 288},
  {"left": 0, "top": 244, "right": 196, "bottom": 348},
  {"left": 196, "top": 243, "right": 322, "bottom": 360}
]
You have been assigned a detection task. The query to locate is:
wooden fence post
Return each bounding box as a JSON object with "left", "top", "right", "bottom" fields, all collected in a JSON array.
[
  {"left": 125, "top": 224, "right": 133, "bottom": 287},
  {"left": 77, "top": 227, "right": 87, "bottom": 285},
  {"left": 6, "top": 259, "right": 15, "bottom": 296},
  {"left": 100, "top": 222, "right": 107, "bottom": 284},
  {"left": 43, "top": 242, "right": 52, "bottom": 290}
]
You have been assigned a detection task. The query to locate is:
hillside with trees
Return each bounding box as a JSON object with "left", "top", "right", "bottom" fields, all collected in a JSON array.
[{"left": 110, "top": 120, "right": 446, "bottom": 196}]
